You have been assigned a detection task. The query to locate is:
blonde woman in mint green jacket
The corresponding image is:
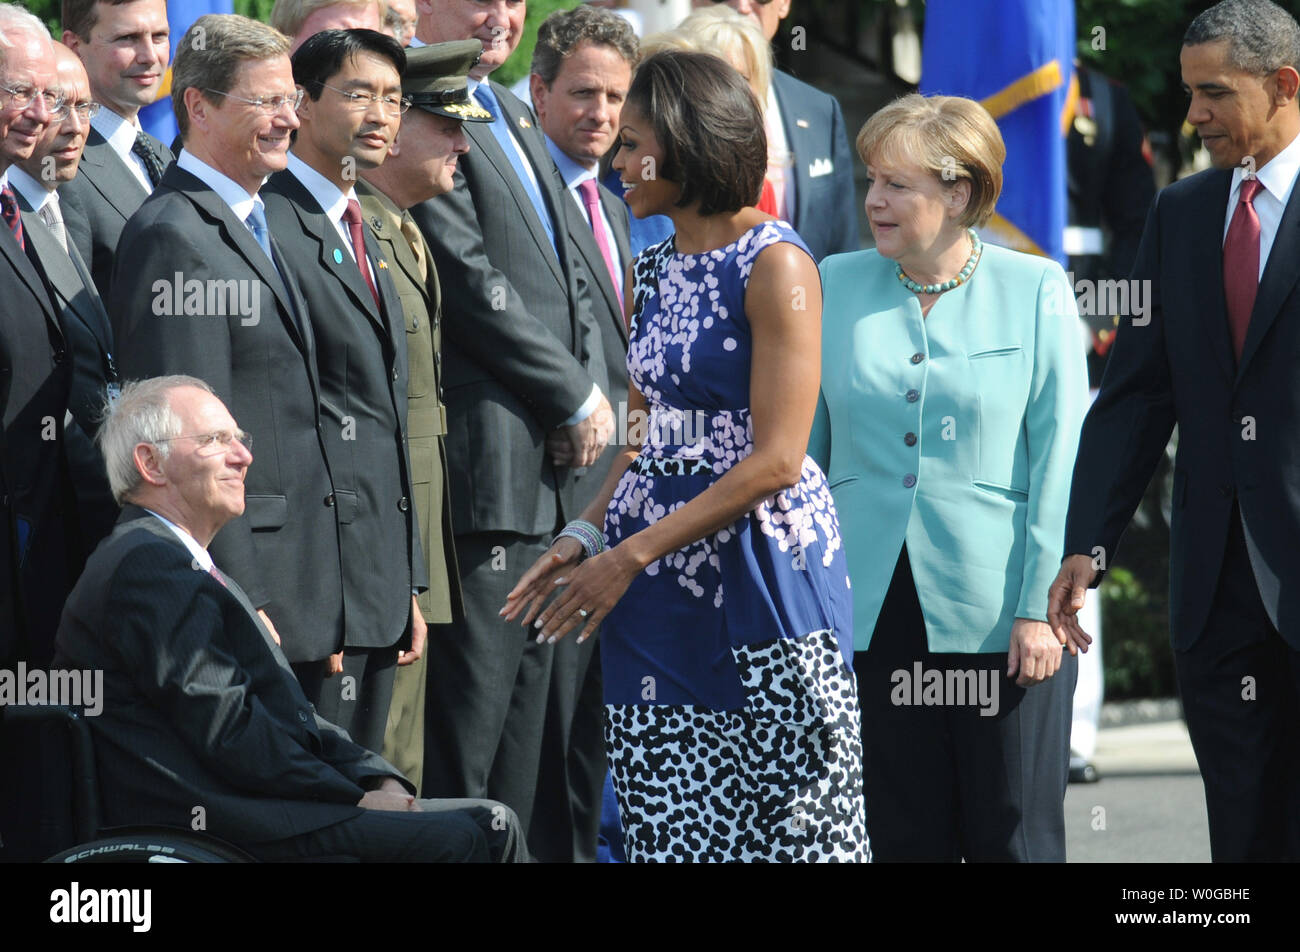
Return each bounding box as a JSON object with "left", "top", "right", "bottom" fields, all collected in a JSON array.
[{"left": 809, "top": 94, "right": 1089, "bottom": 862}]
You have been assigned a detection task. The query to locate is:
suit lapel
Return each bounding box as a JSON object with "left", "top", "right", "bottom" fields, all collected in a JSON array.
[
  {"left": 0, "top": 217, "right": 62, "bottom": 344},
  {"left": 1188, "top": 170, "right": 1235, "bottom": 383},
  {"left": 772, "top": 72, "right": 809, "bottom": 228},
  {"left": 568, "top": 193, "right": 627, "bottom": 345},
  {"left": 20, "top": 210, "right": 115, "bottom": 358},
  {"left": 166, "top": 165, "right": 311, "bottom": 357},
  {"left": 601, "top": 186, "right": 632, "bottom": 275},
  {"left": 77, "top": 129, "right": 150, "bottom": 217},
  {"left": 1238, "top": 174, "right": 1300, "bottom": 381},
  {"left": 366, "top": 194, "right": 428, "bottom": 308}
]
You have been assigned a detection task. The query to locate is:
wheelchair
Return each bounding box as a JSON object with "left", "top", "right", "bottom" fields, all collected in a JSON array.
[{"left": 2, "top": 703, "right": 255, "bottom": 863}]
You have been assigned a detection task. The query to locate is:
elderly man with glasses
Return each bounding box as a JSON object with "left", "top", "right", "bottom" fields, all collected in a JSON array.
[{"left": 109, "top": 14, "right": 350, "bottom": 714}]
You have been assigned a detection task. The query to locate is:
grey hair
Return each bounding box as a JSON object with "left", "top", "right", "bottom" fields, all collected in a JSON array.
[
  {"left": 98, "top": 375, "right": 215, "bottom": 506},
  {"left": 1184, "top": 0, "right": 1300, "bottom": 75},
  {"left": 0, "top": 3, "right": 53, "bottom": 72}
]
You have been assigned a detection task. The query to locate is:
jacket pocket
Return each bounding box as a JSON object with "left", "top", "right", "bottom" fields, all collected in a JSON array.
[
  {"left": 828, "top": 474, "right": 860, "bottom": 491},
  {"left": 245, "top": 494, "right": 288, "bottom": 530},
  {"left": 967, "top": 345, "right": 1023, "bottom": 359},
  {"left": 971, "top": 479, "right": 1029, "bottom": 501}
]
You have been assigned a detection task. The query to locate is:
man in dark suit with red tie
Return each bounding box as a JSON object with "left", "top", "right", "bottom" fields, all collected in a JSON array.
[{"left": 1050, "top": 0, "right": 1300, "bottom": 861}]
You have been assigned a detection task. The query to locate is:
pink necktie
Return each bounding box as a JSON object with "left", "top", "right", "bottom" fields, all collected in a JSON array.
[
  {"left": 1223, "top": 177, "right": 1262, "bottom": 362},
  {"left": 208, "top": 564, "right": 228, "bottom": 588},
  {"left": 577, "top": 179, "right": 624, "bottom": 318},
  {"left": 342, "top": 199, "right": 381, "bottom": 311}
]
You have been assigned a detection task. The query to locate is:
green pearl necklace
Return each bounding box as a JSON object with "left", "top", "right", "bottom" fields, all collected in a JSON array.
[{"left": 895, "top": 228, "right": 983, "bottom": 295}]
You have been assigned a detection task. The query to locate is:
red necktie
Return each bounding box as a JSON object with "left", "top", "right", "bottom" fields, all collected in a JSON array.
[
  {"left": 1, "top": 185, "right": 25, "bottom": 251},
  {"left": 1223, "top": 177, "right": 1262, "bottom": 362},
  {"left": 208, "top": 564, "right": 228, "bottom": 588},
  {"left": 342, "top": 199, "right": 380, "bottom": 311},
  {"left": 577, "top": 179, "right": 624, "bottom": 319}
]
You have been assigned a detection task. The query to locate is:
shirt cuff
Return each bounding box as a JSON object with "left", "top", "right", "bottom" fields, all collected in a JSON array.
[{"left": 561, "top": 384, "right": 602, "bottom": 427}]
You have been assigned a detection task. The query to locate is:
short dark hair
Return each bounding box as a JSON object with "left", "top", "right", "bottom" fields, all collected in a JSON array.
[
  {"left": 292, "top": 27, "right": 405, "bottom": 101},
  {"left": 625, "top": 49, "right": 765, "bottom": 216},
  {"left": 62, "top": 0, "right": 139, "bottom": 42},
  {"left": 532, "top": 5, "right": 638, "bottom": 87},
  {"left": 1184, "top": 0, "right": 1300, "bottom": 74}
]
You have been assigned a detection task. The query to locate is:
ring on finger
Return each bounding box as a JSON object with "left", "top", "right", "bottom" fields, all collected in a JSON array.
[{"left": 578, "top": 608, "right": 590, "bottom": 618}]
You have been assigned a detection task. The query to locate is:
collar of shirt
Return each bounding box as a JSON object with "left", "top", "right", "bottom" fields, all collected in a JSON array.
[
  {"left": 177, "top": 148, "right": 263, "bottom": 222},
  {"left": 145, "top": 509, "right": 214, "bottom": 571},
  {"left": 546, "top": 136, "right": 598, "bottom": 193},
  {"left": 5, "top": 165, "right": 54, "bottom": 213},
  {"left": 286, "top": 151, "right": 357, "bottom": 257},
  {"left": 92, "top": 106, "right": 141, "bottom": 162},
  {"left": 408, "top": 36, "right": 426, "bottom": 48}
]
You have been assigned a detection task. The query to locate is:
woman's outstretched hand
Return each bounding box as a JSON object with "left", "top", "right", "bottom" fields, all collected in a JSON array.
[{"left": 501, "top": 541, "right": 640, "bottom": 645}]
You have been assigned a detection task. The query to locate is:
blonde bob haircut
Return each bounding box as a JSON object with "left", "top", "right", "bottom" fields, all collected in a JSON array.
[
  {"left": 856, "top": 93, "right": 1005, "bottom": 229},
  {"left": 641, "top": 5, "right": 772, "bottom": 107}
]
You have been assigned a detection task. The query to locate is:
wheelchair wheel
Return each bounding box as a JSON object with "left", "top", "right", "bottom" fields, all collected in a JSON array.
[{"left": 45, "top": 828, "right": 256, "bottom": 863}]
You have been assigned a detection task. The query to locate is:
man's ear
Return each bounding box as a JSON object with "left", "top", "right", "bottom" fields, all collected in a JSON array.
[
  {"left": 528, "top": 73, "right": 548, "bottom": 122},
  {"left": 183, "top": 86, "right": 210, "bottom": 133},
  {"left": 1273, "top": 65, "right": 1300, "bottom": 106},
  {"left": 134, "top": 443, "right": 168, "bottom": 488}
]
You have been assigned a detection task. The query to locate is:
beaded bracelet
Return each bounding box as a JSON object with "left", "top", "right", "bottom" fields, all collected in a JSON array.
[{"left": 554, "top": 519, "right": 606, "bottom": 560}]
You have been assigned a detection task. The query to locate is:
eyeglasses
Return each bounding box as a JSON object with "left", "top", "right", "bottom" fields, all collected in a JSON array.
[
  {"left": 709, "top": 0, "right": 776, "bottom": 5},
  {"left": 0, "top": 81, "right": 65, "bottom": 115},
  {"left": 156, "top": 428, "right": 253, "bottom": 454},
  {"left": 318, "top": 83, "right": 411, "bottom": 117},
  {"left": 50, "top": 100, "right": 102, "bottom": 122},
  {"left": 202, "top": 87, "right": 305, "bottom": 114}
]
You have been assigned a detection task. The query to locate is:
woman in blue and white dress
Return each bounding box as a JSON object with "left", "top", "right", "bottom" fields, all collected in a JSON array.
[{"left": 503, "top": 50, "right": 866, "bottom": 862}]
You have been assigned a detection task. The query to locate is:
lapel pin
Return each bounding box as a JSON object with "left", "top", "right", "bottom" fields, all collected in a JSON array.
[
  {"left": 518, "top": 116, "right": 531, "bottom": 129},
  {"left": 371, "top": 216, "right": 383, "bottom": 231},
  {"left": 796, "top": 118, "right": 810, "bottom": 128},
  {"left": 332, "top": 248, "right": 344, "bottom": 264},
  {"left": 377, "top": 259, "right": 388, "bottom": 270}
]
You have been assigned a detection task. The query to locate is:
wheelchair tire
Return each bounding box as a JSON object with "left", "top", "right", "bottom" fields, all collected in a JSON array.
[{"left": 45, "top": 828, "right": 256, "bottom": 863}]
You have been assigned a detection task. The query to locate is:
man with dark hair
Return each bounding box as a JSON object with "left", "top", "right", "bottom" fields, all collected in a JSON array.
[
  {"left": 262, "top": 28, "right": 425, "bottom": 755},
  {"left": 1051, "top": 0, "right": 1300, "bottom": 861},
  {"left": 110, "top": 13, "right": 342, "bottom": 709},
  {"left": 8, "top": 44, "right": 119, "bottom": 566},
  {"left": 355, "top": 37, "right": 490, "bottom": 790},
  {"left": 528, "top": 3, "right": 635, "bottom": 863},
  {"left": 704, "top": 0, "right": 857, "bottom": 260},
  {"left": 59, "top": 0, "right": 173, "bottom": 298},
  {"left": 409, "top": 0, "right": 613, "bottom": 859},
  {"left": 53, "top": 376, "right": 527, "bottom": 862}
]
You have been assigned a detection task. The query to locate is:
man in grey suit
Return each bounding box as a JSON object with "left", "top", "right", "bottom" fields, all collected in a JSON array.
[
  {"left": 53, "top": 375, "right": 527, "bottom": 861},
  {"left": 527, "top": 4, "right": 635, "bottom": 863},
  {"left": 409, "top": 0, "right": 613, "bottom": 857},
  {"left": 60, "top": 0, "right": 174, "bottom": 298},
  {"left": 110, "top": 13, "right": 338, "bottom": 681},
  {"left": 262, "top": 28, "right": 426, "bottom": 754},
  {"left": 9, "top": 43, "right": 118, "bottom": 565}
]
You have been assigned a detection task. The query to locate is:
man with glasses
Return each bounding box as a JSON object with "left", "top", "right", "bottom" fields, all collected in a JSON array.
[
  {"left": 262, "top": 29, "right": 425, "bottom": 755},
  {"left": 53, "top": 375, "right": 528, "bottom": 862},
  {"left": 698, "top": 0, "right": 857, "bottom": 261},
  {"left": 110, "top": 14, "right": 347, "bottom": 717},
  {"left": 9, "top": 43, "right": 119, "bottom": 568},
  {"left": 0, "top": 1, "right": 79, "bottom": 863},
  {"left": 60, "top": 0, "right": 174, "bottom": 298}
]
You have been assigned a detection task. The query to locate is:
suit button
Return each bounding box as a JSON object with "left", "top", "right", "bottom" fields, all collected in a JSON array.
[
  {"left": 298, "top": 710, "right": 309, "bottom": 722},
  {"left": 903, "top": 473, "right": 917, "bottom": 488},
  {"left": 911, "top": 352, "right": 925, "bottom": 364},
  {"left": 392, "top": 367, "right": 399, "bottom": 381},
  {"left": 904, "top": 432, "right": 917, "bottom": 446},
  {"left": 324, "top": 493, "right": 335, "bottom": 507},
  {"left": 398, "top": 496, "right": 409, "bottom": 511},
  {"left": 905, "top": 389, "right": 920, "bottom": 403},
  {"left": 1219, "top": 484, "right": 1232, "bottom": 498}
]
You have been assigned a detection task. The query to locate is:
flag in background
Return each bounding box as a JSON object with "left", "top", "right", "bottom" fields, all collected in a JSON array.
[
  {"left": 138, "top": 0, "right": 236, "bottom": 146},
  {"left": 921, "top": 0, "right": 1076, "bottom": 264}
]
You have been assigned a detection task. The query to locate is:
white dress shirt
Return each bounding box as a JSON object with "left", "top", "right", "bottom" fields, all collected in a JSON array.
[
  {"left": 6, "top": 164, "right": 56, "bottom": 216},
  {"left": 1223, "top": 129, "right": 1300, "bottom": 280},
  {"left": 92, "top": 107, "right": 154, "bottom": 194}
]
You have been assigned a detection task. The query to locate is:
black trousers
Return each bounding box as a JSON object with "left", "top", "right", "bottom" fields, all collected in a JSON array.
[
  {"left": 856, "top": 546, "right": 1075, "bottom": 862},
  {"left": 1176, "top": 505, "right": 1300, "bottom": 861},
  {"left": 422, "top": 531, "right": 556, "bottom": 853},
  {"left": 294, "top": 645, "right": 398, "bottom": 756},
  {"left": 246, "top": 797, "right": 530, "bottom": 863}
]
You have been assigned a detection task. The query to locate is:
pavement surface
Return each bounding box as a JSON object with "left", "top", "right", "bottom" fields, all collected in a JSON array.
[{"left": 1066, "top": 716, "right": 1211, "bottom": 862}]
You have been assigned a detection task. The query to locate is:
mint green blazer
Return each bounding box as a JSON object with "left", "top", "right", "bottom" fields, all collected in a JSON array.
[{"left": 809, "top": 243, "right": 1089, "bottom": 654}]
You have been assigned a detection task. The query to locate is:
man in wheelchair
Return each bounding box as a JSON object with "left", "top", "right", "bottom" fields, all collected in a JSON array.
[{"left": 52, "top": 376, "right": 528, "bottom": 862}]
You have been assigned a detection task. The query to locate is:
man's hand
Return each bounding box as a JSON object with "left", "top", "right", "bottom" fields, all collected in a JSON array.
[
  {"left": 358, "top": 777, "right": 420, "bottom": 812},
  {"left": 257, "top": 609, "right": 281, "bottom": 646},
  {"left": 546, "top": 430, "right": 575, "bottom": 468},
  {"left": 561, "top": 394, "right": 614, "bottom": 469},
  {"left": 326, "top": 650, "right": 344, "bottom": 677},
  {"left": 1047, "top": 554, "right": 1098, "bottom": 656},
  {"left": 1006, "top": 617, "right": 1063, "bottom": 687},
  {"left": 398, "top": 595, "right": 426, "bottom": 666}
]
